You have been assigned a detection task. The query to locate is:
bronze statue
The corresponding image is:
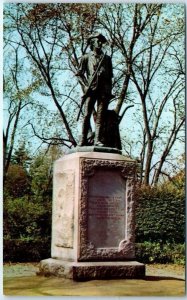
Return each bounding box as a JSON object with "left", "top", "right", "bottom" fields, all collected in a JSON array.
[{"left": 76, "top": 33, "right": 115, "bottom": 147}]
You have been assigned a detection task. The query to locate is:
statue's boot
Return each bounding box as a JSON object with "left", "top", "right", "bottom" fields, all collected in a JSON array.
[
  {"left": 95, "top": 141, "right": 104, "bottom": 147},
  {"left": 94, "top": 123, "right": 104, "bottom": 147},
  {"left": 78, "top": 118, "right": 90, "bottom": 146}
]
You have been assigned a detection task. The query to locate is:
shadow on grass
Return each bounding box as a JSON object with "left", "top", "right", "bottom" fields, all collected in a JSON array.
[{"left": 145, "top": 276, "right": 185, "bottom": 281}]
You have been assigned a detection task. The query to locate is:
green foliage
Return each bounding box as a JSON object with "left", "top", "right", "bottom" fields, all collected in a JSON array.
[
  {"left": 136, "top": 242, "right": 185, "bottom": 265},
  {"left": 164, "top": 169, "right": 185, "bottom": 191},
  {"left": 3, "top": 237, "right": 51, "bottom": 262},
  {"left": 29, "top": 154, "right": 52, "bottom": 200},
  {"left": 3, "top": 146, "right": 61, "bottom": 263},
  {"left": 4, "top": 164, "right": 30, "bottom": 198},
  {"left": 12, "top": 143, "right": 31, "bottom": 169},
  {"left": 4, "top": 143, "right": 32, "bottom": 197},
  {"left": 4, "top": 197, "right": 52, "bottom": 239},
  {"left": 29, "top": 146, "right": 61, "bottom": 201},
  {"left": 135, "top": 183, "right": 185, "bottom": 244}
]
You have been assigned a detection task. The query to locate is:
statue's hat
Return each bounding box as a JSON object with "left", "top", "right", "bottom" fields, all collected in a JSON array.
[{"left": 87, "top": 33, "right": 107, "bottom": 44}]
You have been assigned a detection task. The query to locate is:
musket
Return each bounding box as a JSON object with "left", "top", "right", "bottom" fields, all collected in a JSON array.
[{"left": 76, "top": 52, "right": 106, "bottom": 122}]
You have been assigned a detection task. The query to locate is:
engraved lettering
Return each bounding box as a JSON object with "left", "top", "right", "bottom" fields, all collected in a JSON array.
[{"left": 87, "top": 170, "right": 126, "bottom": 248}]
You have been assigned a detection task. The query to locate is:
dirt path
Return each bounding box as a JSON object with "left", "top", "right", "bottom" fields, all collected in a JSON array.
[{"left": 3, "top": 263, "right": 185, "bottom": 296}]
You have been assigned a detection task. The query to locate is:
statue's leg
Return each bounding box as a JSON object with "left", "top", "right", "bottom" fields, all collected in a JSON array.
[
  {"left": 79, "top": 97, "right": 95, "bottom": 146},
  {"left": 94, "top": 97, "right": 108, "bottom": 146}
]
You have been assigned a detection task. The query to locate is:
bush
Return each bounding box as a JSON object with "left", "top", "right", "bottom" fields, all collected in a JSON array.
[
  {"left": 4, "top": 164, "right": 30, "bottom": 198},
  {"left": 136, "top": 242, "right": 185, "bottom": 264},
  {"left": 4, "top": 197, "right": 52, "bottom": 239},
  {"left": 3, "top": 237, "right": 51, "bottom": 262},
  {"left": 3, "top": 196, "right": 52, "bottom": 262},
  {"left": 135, "top": 185, "right": 185, "bottom": 244}
]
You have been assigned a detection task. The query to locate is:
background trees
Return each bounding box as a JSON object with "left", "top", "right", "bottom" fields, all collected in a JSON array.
[
  {"left": 4, "top": 3, "right": 184, "bottom": 185},
  {"left": 99, "top": 4, "right": 185, "bottom": 184},
  {"left": 3, "top": 145, "right": 61, "bottom": 262}
]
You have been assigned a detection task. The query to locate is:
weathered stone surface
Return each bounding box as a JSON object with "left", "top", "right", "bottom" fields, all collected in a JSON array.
[
  {"left": 79, "top": 157, "right": 137, "bottom": 261},
  {"left": 39, "top": 151, "right": 145, "bottom": 280},
  {"left": 38, "top": 259, "right": 145, "bottom": 280},
  {"left": 53, "top": 171, "right": 74, "bottom": 249},
  {"left": 51, "top": 152, "right": 138, "bottom": 261}
]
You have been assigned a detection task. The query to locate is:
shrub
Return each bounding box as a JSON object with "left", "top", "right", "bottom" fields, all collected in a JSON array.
[
  {"left": 135, "top": 185, "right": 185, "bottom": 244},
  {"left": 3, "top": 237, "right": 51, "bottom": 262},
  {"left": 3, "top": 193, "right": 52, "bottom": 262},
  {"left": 4, "top": 164, "right": 30, "bottom": 198},
  {"left": 135, "top": 242, "right": 185, "bottom": 265},
  {"left": 4, "top": 197, "right": 52, "bottom": 239},
  {"left": 3, "top": 196, "right": 52, "bottom": 262}
]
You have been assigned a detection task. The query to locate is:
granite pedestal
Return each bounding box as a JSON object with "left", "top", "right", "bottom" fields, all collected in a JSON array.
[{"left": 38, "top": 149, "right": 145, "bottom": 280}]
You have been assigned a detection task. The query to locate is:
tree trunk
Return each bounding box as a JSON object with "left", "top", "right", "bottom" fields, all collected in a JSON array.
[{"left": 143, "top": 141, "right": 153, "bottom": 185}]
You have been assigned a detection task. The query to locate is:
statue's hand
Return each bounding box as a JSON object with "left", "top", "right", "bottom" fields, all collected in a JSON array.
[{"left": 97, "top": 66, "right": 105, "bottom": 77}]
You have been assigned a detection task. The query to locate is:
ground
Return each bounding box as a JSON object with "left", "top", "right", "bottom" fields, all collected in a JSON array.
[{"left": 3, "top": 262, "right": 185, "bottom": 296}]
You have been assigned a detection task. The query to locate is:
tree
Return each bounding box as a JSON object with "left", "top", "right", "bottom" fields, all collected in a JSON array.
[
  {"left": 11, "top": 142, "right": 31, "bottom": 168},
  {"left": 4, "top": 143, "right": 31, "bottom": 198},
  {"left": 3, "top": 40, "right": 41, "bottom": 181},
  {"left": 99, "top": 3, "right": 185, "bottom": 184},
  {"left": 3, "top": 3, "right": 185, "bottom": 185},
  {"left": 4, "top": 164, "right": 30, "bottom": 198},
  {"left": 4, "top": 4, "right": 103, "bottom": 149},
  {"left": 29, "top": 145, "right": 62, "bottom": 201}
]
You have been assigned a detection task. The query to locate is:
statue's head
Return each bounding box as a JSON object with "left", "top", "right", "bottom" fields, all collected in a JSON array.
[{"left": 87, "top": 33, "right": 107, "bottom": 51}]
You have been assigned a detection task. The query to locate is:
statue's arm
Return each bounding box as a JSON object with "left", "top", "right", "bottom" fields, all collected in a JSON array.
[
  {"left": 76, "top": 55, "right": 87, "bottom": 77},
  {"left": 75, "top": 55, "right": 88, "bottom": 88}
]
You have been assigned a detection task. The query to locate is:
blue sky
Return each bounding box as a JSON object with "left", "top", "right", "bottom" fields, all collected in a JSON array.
[{"left": 2, "top": 1, "right": 186, "bottom": 181}]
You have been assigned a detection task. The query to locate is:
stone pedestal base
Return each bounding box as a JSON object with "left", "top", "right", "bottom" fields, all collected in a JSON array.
[
  {"left": 38, "top": 151, "right": 146, "bottom": 281},
  {"left": 38, "top": 258, "right": 145, "bottom": 281}
]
